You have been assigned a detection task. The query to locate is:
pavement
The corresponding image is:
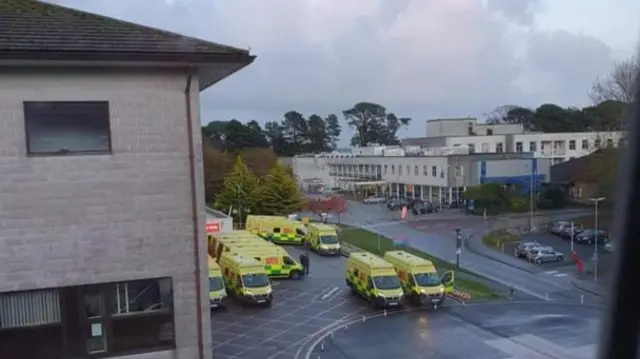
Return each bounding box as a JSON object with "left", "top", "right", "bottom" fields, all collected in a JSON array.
[{"left": 302, "top": 301, "right": 603, "bottom": 359}]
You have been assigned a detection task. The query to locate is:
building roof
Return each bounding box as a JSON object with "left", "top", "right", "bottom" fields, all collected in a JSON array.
[{"left": 0, "top": 1, "right": 255, "bottom": 88}]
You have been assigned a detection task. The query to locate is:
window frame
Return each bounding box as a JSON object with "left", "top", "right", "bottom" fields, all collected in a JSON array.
[
  {"left": 23, "top": 101, "right": 113, "bottom": 157},
  {"left": 569, "top": 140, "right": 576, "bottom": 150}
]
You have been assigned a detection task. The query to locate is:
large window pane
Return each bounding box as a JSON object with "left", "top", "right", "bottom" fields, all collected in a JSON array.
[
  {"left": 111, "top": 278, "right": 173, "bottom": 315},
  {"left": 111, "top": 312, "right": 175, "bottom": 354}
]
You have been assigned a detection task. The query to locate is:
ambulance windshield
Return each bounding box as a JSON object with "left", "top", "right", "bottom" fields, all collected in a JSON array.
[
  {"left": 208, "top": 277, "right": 224, "bottom": 291},
  {"left": 373, "top": 275, "right": 401, "bottom": 290},
  {"left": 241, "top": 273, "right": 270, "bottom": 288},
  {"left": 320, "top": 235, "right": 339, "bottom": 244},
  {"left": 413, "top": 272, "right": 441, "bottom": 287}
]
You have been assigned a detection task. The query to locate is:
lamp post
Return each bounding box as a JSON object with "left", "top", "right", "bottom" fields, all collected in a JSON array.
[{"left": 589, "top": 197, "right": 606, "bottom": 281}]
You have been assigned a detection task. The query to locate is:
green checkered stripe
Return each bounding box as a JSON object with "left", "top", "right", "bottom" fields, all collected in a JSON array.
[
  {"left": 271, "top": 233, "right": 300, "bottom": 243},
  {"left": 264, "top": 264, "right": 283, "bottom": 276},
  {"left": 347, "top": 271, "right": 375, "bottom": 297}
]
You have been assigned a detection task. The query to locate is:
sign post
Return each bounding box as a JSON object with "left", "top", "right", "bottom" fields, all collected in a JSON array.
[{"left": 570, "top": 221, "right": 574, "bottom": 252}]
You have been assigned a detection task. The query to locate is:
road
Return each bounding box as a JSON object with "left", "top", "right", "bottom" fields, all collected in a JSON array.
[
  {"left": 302, "top": 301, "right": 602, "bottom": 359},
  {"left": 302, "top": 201, "right": 599, "bottom": 302}
]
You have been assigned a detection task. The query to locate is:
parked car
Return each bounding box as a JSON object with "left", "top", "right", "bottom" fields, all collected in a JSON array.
[
  {"left": 411, "top": 201, "right": 436, "bottom": 215},
  {"left": 550, "top": 221, "right": 572, "bottom": 235},
  {"left": 363, "top": 196, "right": 386, "bottom": 204},
  {"left": 575, "top": 229, "right": 608, "bottom": 245},
  {"left": 604, "top": 242, "right": 614, "bottom": 252},
  {"left": 387, "top": 198, "right": 409, "bottom": 210},
  {"left": 514, "top": 241, "right": 540, "bottom": 259},
  {"left": 527, "top": 246, "right": 564, "bottom": 264},
  {"left": 560, "top": 227, "right": 583, "bottom": 240}
]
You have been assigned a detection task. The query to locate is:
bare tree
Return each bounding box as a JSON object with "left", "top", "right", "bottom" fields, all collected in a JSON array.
[
  {"left": 483, "top": 105, "right": 518, "bottom": 124},
  {"left": 589, "top": 56, "right": 639, "bottom": 105}
]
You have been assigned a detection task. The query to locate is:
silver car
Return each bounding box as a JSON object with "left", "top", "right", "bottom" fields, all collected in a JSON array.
[
  {"left": 527, "top": 246, "right": 564, "bottom": 264},
  {"left": 514, "top": 241, "right": 540, "bottom": 259},
  {"left": 550, "top": 221, "right": 571, "bottom": 235},
  {"left": 363, "top": 196, "right": 386, "bottom": 204}
]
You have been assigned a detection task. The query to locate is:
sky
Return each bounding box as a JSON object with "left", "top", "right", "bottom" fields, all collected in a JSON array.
[{"left": 48, "top": 0, "right": 640, "bottom": 142}]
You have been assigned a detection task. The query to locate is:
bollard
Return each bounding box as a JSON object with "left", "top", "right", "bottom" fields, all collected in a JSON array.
[
  {"left": 384, "top": 310, "right": 387, "bottom": 316},
  {"left": 581, "top": 294, "right": 584, "bottom": 304},
  {"left": 545, "top": 292, "right": 549, "bottom": 301}
]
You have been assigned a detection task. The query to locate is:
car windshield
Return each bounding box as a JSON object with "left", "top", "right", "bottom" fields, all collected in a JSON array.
[
  {"left": 320, "top": 235, "right": 339, "bottom": 244},
  {"left": 413, "top": 272, "right": 441, "bottom": 286},
  {"left": 241, "top": 273, "right": 270, "bottom": 288},
  {"left": 208, "top": 277, "right": 224, "bottom": 291},
  {"left": 373, "top": 275, "right": 401, "bottom": 290},
  {"left": 580, "top": 230, "right": 594, "bottom": 235}
]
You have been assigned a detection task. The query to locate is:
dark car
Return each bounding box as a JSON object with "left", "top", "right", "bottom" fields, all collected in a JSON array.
[
  {"left": 411, "top": 202, "right": 432, "bottom": 215},
  {"left": 575, "top": 229, "right": 608, "bottom": 245},
  {"left": 387, "top": 198, "right": 409, "bottom": 210},
  {"left": 560, "top": 227, "right": 583, "bottom": 240}
]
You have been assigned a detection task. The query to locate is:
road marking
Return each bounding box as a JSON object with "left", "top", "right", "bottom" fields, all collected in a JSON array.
[
  {"left": 554, "top": 273, "right": 568, "bottom": 277},
  {"left": 544, "top": 270, "right": 559, "bottom": 275},
  {"left": 321, "top": 286, "right": 339, "bottom": 300}
]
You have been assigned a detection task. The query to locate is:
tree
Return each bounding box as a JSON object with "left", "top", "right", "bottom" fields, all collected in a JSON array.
[
  {"left": 201, "top": 120, "right": 268, "bottom": 151},
  {"left": 202, "top": 145, "right": 232, "bottom": 203},
  {"left": 307, "top": 114, "right": 330, "bottom": 152},
  {"left": 590, "top": 56, "right": 638, "bottom": 106},
  {"left": 214, "top": 156, "right": 259, "bottom": 223},
  {"left": 343, "top": 102, "right": 411, "bottom": 146},
  {"left": 256, "top": 164, "right": 305, "bottom": 215},
  {"left": 307, "top": 196, "right": 348, "bottom": 220},
  {"left": 282, "top": 111, "right": 309, "bottom": 151},
  {"left": 325, "top": 113, "right": 342, "bottom": 149},
  {"left": 239, "top": 147, "right": 278, "bottom": 178}
]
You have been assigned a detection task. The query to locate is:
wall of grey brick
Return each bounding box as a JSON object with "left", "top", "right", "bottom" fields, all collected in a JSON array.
[{"left": 0, "top": 68, "right": 212, "bottom": 359}]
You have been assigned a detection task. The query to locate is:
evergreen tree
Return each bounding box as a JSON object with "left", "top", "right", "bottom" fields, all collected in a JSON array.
[
  {"left": 257, "top": 164, "right": 305, "bottom": 215},
  {"left": 214, "top": 156, "right": 259, "bottom": 224}
]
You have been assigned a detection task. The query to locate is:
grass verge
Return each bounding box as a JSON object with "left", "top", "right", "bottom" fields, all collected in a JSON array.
[
  {"left": 482, "top": 229, "right": 520, "bottom": 249},
  {"left": 337, "top": 225, "right": 499, "bottom": 301}
]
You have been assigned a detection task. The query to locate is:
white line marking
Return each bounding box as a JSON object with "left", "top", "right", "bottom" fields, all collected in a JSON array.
[
  {"left": 321, "top": 287, "right": 339, "bottom": 300},
  {"left": 544, "top": 270, "right": 559, "bottom": 275},
  {"left": 554, "top": 273, "right": 568, "bottom": 277}
]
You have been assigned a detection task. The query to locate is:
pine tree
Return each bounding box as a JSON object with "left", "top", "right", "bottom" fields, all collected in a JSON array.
[
  {"left": 214, "top": 156, "right": 259, "bottom": 223},
  {"left": 257, "top": 164, "right": 305, "bottom": 215}
]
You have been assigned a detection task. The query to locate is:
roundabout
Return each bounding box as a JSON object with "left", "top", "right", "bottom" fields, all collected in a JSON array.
[{"left": 300, "top": 301, "right": 602, "bottom": 359}]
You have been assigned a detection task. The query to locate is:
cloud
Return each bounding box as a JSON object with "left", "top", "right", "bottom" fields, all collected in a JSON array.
[{"left": 45, "top": 0, "right": 629, "bottom": 140}]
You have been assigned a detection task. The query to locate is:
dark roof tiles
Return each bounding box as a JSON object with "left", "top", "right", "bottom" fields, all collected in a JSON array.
[{"left": 0, "top": 0, "right": 250, "bottom": 55}]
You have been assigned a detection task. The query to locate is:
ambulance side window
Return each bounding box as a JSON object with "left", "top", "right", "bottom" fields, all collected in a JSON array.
[
  {"left": 367, "top": 277, "right": 374, "bottom": 289},
  {"left": 296, "top": 228, "right": 305, "bottom": 236},
  {"left": 353, "top": 269, "right": 359, "bottom": 277},
  {"left": 283, "top": 256, "right": 295, "bottom": 265},
  {"left": 273, "top": 227, "right": 281, "bottom": 233},
  {"left": 236, "top": 275, "right": 242, "bottom": 286}
]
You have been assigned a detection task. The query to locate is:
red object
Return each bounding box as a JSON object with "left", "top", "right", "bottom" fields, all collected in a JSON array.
[
  {"left": 206, "top": 222, "right": 220, "bottom": 234},
  {"left": 307, "top": 195, "right": 348, "bottom": 216},
  {"left": 576, "top": 259, "right": 584, "bottom": 274},
  {"left": 570, "top": 251, "right": 580, "bottom": 263}
]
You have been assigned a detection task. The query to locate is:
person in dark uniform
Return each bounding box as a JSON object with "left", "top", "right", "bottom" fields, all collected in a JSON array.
[{"left": 299, "top": 254, "right": 310, "bottom": 276}]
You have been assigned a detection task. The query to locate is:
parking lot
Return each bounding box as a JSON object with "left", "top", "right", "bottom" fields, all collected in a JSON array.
[{"left": 211, "top": 278, "right": 388, "bottom": 359}]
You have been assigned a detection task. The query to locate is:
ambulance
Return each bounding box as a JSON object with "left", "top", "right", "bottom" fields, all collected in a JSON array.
[
  {"left": 383, "top": 250, "right": 454, "bottom": 308},
  {"left": 305, "top": 223, "right": 341, "bottom": 256},
  {"left": 344, "top": 252, "right": 404, "bottom": 308},
  {"left": 207, "top": 256, "right": 227, "bottom": 309},
  {"left": 245, "top": 215, "right": 304, "bottom": 245},
  {"left": 231, "top": 245, "right": 304, "bottom": 279},
  {"left": 218, "top": 252, "right": 273, "bottom": 306}
]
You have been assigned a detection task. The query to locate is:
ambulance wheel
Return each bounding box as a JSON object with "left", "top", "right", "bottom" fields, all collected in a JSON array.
[
  {"left": 290, "top": 270, "right": 301, "bottom": 280},
  {"left": 264, "top": 300, "right": 273, "bottom": 307}
]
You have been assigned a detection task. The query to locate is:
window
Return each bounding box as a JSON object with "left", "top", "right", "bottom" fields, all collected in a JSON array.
[
  {"left": 283, "top": 256, "right": 295, "bottom": 265},
  {"left": 391, "top": 165, "right": 395, "bottom": 174},
  {"left": 496, "top": 143, "right": 503, "bottom": 153},
  {"left": 399, "top": 165, "right": 402, "bottom": 175},
  {"left": 582, "top": 139, "right": 589, "bottom": 149},
  {"left": 607, "top": 138, "right": 614, "bottom": 147},
  {"left": 24, "top": 101, "right": 112, "bottom": 156},
  {"left": 406, "top": 165, "right": 410, "bottom": 175},
  {"left": 595, "top": 139, "right": 601, "bottom": 148},
  {"left": 423, "top": 165, "right": 428, "bottom": 175},
  {"left": 468, "top": 143, "right": 475, "bottom": 153},
  {"left": 414, "top": 166, "right": 419, "bottom": 176},
  {"left": 432, "top": 166, "right": 437, "bottom": 177},
  {"left": 529, "top": 141, "right": 536, "bottom": 152},
  {"left": 0, "top": 278, "right": 174, "bottom": 359},
  {"left": 384, "top": 165, "right": 388, "bottom": 174},
  {"left": 486, "top": 128, "right": 493, "bottom": 135},
  {"left": 455, "top": 166, "right": 462, "bottom": 177},
  {"left": 467, "top": 122, "right": 474, "bottom": 135},
  {"left": 569, "top": 140, "right": 576, "bottom": 150},
  {"left": 516, "top": 142, "right": 523, "bottom": 152},
  {"left": 481, "top": 143, "right": 490, "bottom": 152},
  {"left": 440, "top": 171, "right": 445, "bottom": 178}
]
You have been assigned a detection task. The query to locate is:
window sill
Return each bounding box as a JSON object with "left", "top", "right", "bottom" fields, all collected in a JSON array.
[
  {"left": 27, "top": 150, "right": 113, "bottom": 157},
  {"left": 92, "top": 346, "right": 176, "bottom": 359}
]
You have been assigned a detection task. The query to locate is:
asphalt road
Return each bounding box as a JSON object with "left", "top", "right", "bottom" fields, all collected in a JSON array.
[
  {"left": 303, "top": 301, "right": 602, "bottom": 359},
  {"left": 301, "top": 201, "right": 598, "bottom": 302}
]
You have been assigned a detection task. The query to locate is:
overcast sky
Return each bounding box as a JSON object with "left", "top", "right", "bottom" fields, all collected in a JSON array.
[{"left": 49, "top": 0, "right": 639, "bottom": 142}]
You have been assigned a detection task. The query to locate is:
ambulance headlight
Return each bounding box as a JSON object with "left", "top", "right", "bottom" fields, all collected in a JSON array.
[{"left": 439, "top": 287, "right": 444, "bottom": 293}]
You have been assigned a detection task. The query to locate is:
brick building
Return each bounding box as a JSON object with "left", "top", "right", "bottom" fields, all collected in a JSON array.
[{"left": 0, "top": 1, "right": 254, "bottom": 359}]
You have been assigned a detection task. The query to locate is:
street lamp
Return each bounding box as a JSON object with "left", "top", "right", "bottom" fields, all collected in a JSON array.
[{"left": 589, "top": 197, "right": 606, "bottom": 281}]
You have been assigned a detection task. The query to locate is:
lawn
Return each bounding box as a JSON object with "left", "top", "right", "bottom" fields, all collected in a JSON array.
[
  {"left": 482, "top": 229, "right": 520, "bottom": 250},
  {"left": 336, "top": 225, "right": 500, "bottom": 301}
]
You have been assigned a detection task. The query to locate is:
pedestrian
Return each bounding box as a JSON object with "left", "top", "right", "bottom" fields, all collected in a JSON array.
[
  {"left": 299, "top": 254, "right": 308, "bottom": 276},
  {"left": 304, "top": 254, "right": 310, "bottom": 275},
  {"left": 508, "top": 286, "right": 515, "bottom": 300}
]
